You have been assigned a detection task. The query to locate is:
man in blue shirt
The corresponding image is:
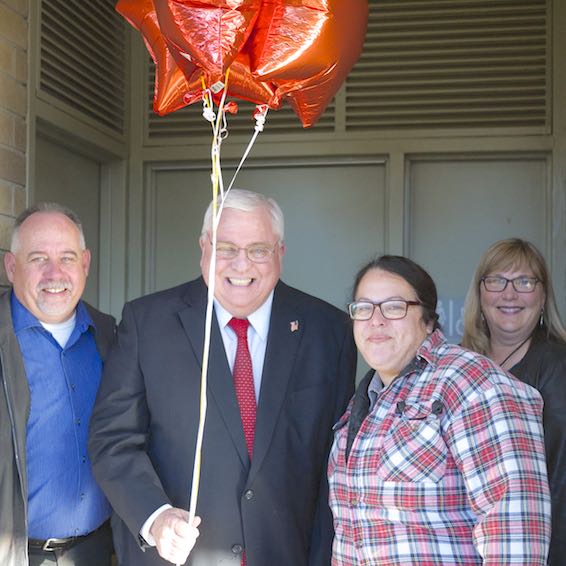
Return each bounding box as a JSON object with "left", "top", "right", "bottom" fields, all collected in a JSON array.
[{"left": 0, "top": 203, "right": 116, "bottom": 566}]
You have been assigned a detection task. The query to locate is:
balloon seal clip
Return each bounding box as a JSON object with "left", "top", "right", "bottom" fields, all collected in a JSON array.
[{"left": 210, "top": 81, "right": 225, "bottom": 94}]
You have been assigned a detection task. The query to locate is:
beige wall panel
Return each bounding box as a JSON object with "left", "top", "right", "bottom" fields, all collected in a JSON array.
[{"left": 408, "top": 156, "right": 548, "bottom": 341}]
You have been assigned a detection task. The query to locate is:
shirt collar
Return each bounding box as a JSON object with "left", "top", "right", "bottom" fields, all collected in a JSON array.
[
  {"left": 416, "top": 328, "right": 446, "bottom": 366},
  {"left": 214, "top": 291, "right": 274, "bottom": 342},
  {"left": 10, "top": 290, "right": 94, "bottom": 334},
  {"left": 367, "top": 370, "right": 383, "bottom": 404}
]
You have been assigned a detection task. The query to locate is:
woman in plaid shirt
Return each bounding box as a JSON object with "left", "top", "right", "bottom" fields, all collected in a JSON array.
[{"left": 328, "top": 255, "right": 551, "bottom": 565}]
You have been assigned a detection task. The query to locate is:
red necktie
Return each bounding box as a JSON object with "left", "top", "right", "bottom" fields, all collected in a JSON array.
[
  {"left": 229, "top": 318, "right": 255, "bottom": 566},
  {"left": 228, "top": 318, "right": 256, "bottom": 458}
]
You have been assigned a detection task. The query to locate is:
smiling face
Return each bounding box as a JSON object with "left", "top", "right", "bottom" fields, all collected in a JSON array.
[
  {"left": 480, "top": 264, "right": 545, "bottom": 347},
  {"left": 353, "top": 268, "right": 432, "bottom": 386},
  {"left": 200, "top": 206, "right": 285, "bottom": 318},
  {"left": 4, "top": 211, "right": 91, "bottom": 323}
]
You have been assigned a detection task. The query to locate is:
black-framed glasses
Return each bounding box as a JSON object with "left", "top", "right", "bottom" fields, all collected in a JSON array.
[
  {"left": 480, "top": 275, "right": 541, "bottom": 293},
  {"left": 348, "top": 299, "right": 422, "bottom": 321},
  {"left": 211, "top": 240, "right": 278, "bottom": 263}
]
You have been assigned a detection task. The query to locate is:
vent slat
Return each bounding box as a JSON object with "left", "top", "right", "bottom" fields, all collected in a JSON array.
[
  {"left": 369, "top": 0, "right": 545, "bottom": 13},
  {"left": 347, "top": 116, "right": 543, "bottom": 128},
  {"left": 348, "top": 76, "right": 546, "bottom": 90},
  {"left": 349, "top": 96, "right": 546, "bottom": 106}
]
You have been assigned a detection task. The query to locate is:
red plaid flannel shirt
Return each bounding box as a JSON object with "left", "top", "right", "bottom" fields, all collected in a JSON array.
[{"left": 329, "top": 330, "right": 551, "bottom": 565}]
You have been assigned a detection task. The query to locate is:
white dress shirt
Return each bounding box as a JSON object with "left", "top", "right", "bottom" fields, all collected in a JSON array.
[{"left": 214, "top": 292, "right": 274, "bottom": 401}]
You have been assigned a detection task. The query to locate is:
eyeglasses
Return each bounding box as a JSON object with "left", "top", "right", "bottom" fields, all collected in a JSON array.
[
  {"left": 480, "top": 275, "right": 541, "bottom": 293},
  {"left": 211, "top": 240, "right": 278, "bottom": 263},
  {"left": 348, "top": 299, "right": 422, "bottom": 321}
]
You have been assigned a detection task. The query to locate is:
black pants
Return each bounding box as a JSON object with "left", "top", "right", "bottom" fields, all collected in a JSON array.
[{"left": 28, "top": 522, "right": 113, "bottom": 566}]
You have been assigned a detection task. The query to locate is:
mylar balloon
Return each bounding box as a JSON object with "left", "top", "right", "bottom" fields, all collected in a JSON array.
[
  {"left": 183, "top": 53, "right": 278, "bottom": 109},
  {"left": 117, "top": 0, "right": 368, "bottom": 127},
  {"left": 117, "top": 0, "right": 199, "bottom": 115},
  {"left": 215, "top": 52, "right": 278, "bottom": 107},
  {"left": 255, "top": 0, "right": 368, "bottom": 127},
  {"left": 153, "top": 0, "right": 262, "bottom": 77},
  {"left": 116, "top": 0, "right": 152, "bottom": 30},
  {"left": 249, "top": 0, "right": 334, "bottom": 81}
]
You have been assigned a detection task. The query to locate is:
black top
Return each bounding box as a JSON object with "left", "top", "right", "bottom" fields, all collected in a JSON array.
[{"left": 511, "top": 328, "right": 566, "bottom": 566}]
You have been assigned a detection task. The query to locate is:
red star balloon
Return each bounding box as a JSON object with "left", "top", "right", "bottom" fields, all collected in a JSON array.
[
  {"left": 256, "top": 0, "right": 369, "bottom": 127},
  {"left": 184, "top": 52, "right": 278, "bottom": 108},
  {"left": 117, "top": 0, "right": 198, "bottom": 115},
  {"left": 116, "top": 0, "right": 368, "bottom": 127},
  {"left": 153, "top": 0, "right": 262, "bottom": 76}
]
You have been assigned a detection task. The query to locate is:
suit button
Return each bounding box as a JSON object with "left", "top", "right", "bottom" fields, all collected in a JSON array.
[
  {"left": 231, "top": 544, "right": 243, "bottom": 555},
  {"left": 244, "top": 489, "right": 254, "bottom": 500}
]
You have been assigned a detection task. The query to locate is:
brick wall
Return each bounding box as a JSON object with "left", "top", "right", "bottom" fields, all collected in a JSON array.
[{"left": 0, "top": 0, "right": 28, "bottom": 285}]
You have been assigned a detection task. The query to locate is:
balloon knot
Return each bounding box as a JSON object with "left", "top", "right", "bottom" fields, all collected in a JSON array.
[
  {"left": 203, "top": 106, "right": 216, "bottom": 122},
  {"left": 254, "top": 104, "right": 268, "bottom": 132}
]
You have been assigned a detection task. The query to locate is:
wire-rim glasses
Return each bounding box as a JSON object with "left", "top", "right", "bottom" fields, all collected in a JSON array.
[
  {"left": 348, "top": 299, "right": 422, "bottom": 321},
  {"left": 210, "top": 240, "right": 278, "bottom": 263},
  {"left": 480, "top": 275, "right": 541, "bottom": 293}
]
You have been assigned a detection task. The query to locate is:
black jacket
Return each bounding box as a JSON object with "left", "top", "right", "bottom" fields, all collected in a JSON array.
[
  {"left": 89, "top": 277, "right": 356, "bottom": 566},
  {"left": 511, "top": 329, "right": 566, "bottom": 566}
]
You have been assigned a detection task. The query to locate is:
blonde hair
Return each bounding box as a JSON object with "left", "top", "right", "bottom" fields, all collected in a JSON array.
[{"left": 462, "top": 238, "right": 566, "bottom": 354}]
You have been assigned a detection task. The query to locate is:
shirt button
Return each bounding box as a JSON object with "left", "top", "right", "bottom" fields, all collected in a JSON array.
[
  {"left": 82, "top": 456, "right": 86, "bottom": 464},
  {"left": 76, "top": 418, "right": 81, "bottom": 426},
  {"left": 244, "top": 489, "right": 254, "bottom": 500},
  {"left": 231, "top": 544, "right": 243, "bottom": 555},
  {"left": 350, "top": 495, "right": 359, "bottom": 507}
]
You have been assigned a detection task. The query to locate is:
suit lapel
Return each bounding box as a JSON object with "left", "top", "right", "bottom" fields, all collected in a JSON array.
[
  {"left": 177, "top": 280, "right": 249, "bottom": 468},
  {"left": 250, "top": 283, "right": 302, "bottom": 480}
]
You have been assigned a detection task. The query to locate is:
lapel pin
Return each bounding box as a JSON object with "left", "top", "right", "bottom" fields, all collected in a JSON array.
[{"left": 290, "top": 320, "right": 299, "bottom": 333}]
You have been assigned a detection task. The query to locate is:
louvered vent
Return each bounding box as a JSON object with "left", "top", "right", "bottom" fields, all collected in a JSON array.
[
  {"left": 146, "top": 0, "right": 548, "bottom": 139},
  {"left": 146, "top": 64, "right": 335, "bottom": 141},
  {"left": 39, "top": 0, "right": 127, "bottom": 135},
  {"left": 346, "top": 0, "right": 548, "bottom": 131}
]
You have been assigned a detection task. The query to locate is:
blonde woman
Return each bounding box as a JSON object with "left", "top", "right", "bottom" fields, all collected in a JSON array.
[{"left": 462, "top": 238, "right": 566, "bottom": 565}]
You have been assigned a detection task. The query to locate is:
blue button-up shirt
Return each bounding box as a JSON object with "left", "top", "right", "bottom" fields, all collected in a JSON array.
[{"left": 11, "top": 293, "right": 111, "bottom": 538}]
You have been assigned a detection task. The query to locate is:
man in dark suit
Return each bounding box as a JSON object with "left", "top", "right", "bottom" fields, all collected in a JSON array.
[
  {"left": 0, "top": 203, "right": 115, "bottom": 566},
  {"left": 89, "top": 189, "right": 356, "bottom": 565}
]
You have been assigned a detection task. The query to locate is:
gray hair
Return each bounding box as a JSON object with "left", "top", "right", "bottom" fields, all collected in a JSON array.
[
  {"left": 201, "top": 189, "right": 285, "bottom": 241},
  {"left": 11, "top": 202, "right": 86, "bottom": 252}
]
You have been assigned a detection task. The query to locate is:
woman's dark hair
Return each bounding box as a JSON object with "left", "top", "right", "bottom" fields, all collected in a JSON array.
[{"left": 352, "top": 255, "right": 441, "bottom": 330}]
